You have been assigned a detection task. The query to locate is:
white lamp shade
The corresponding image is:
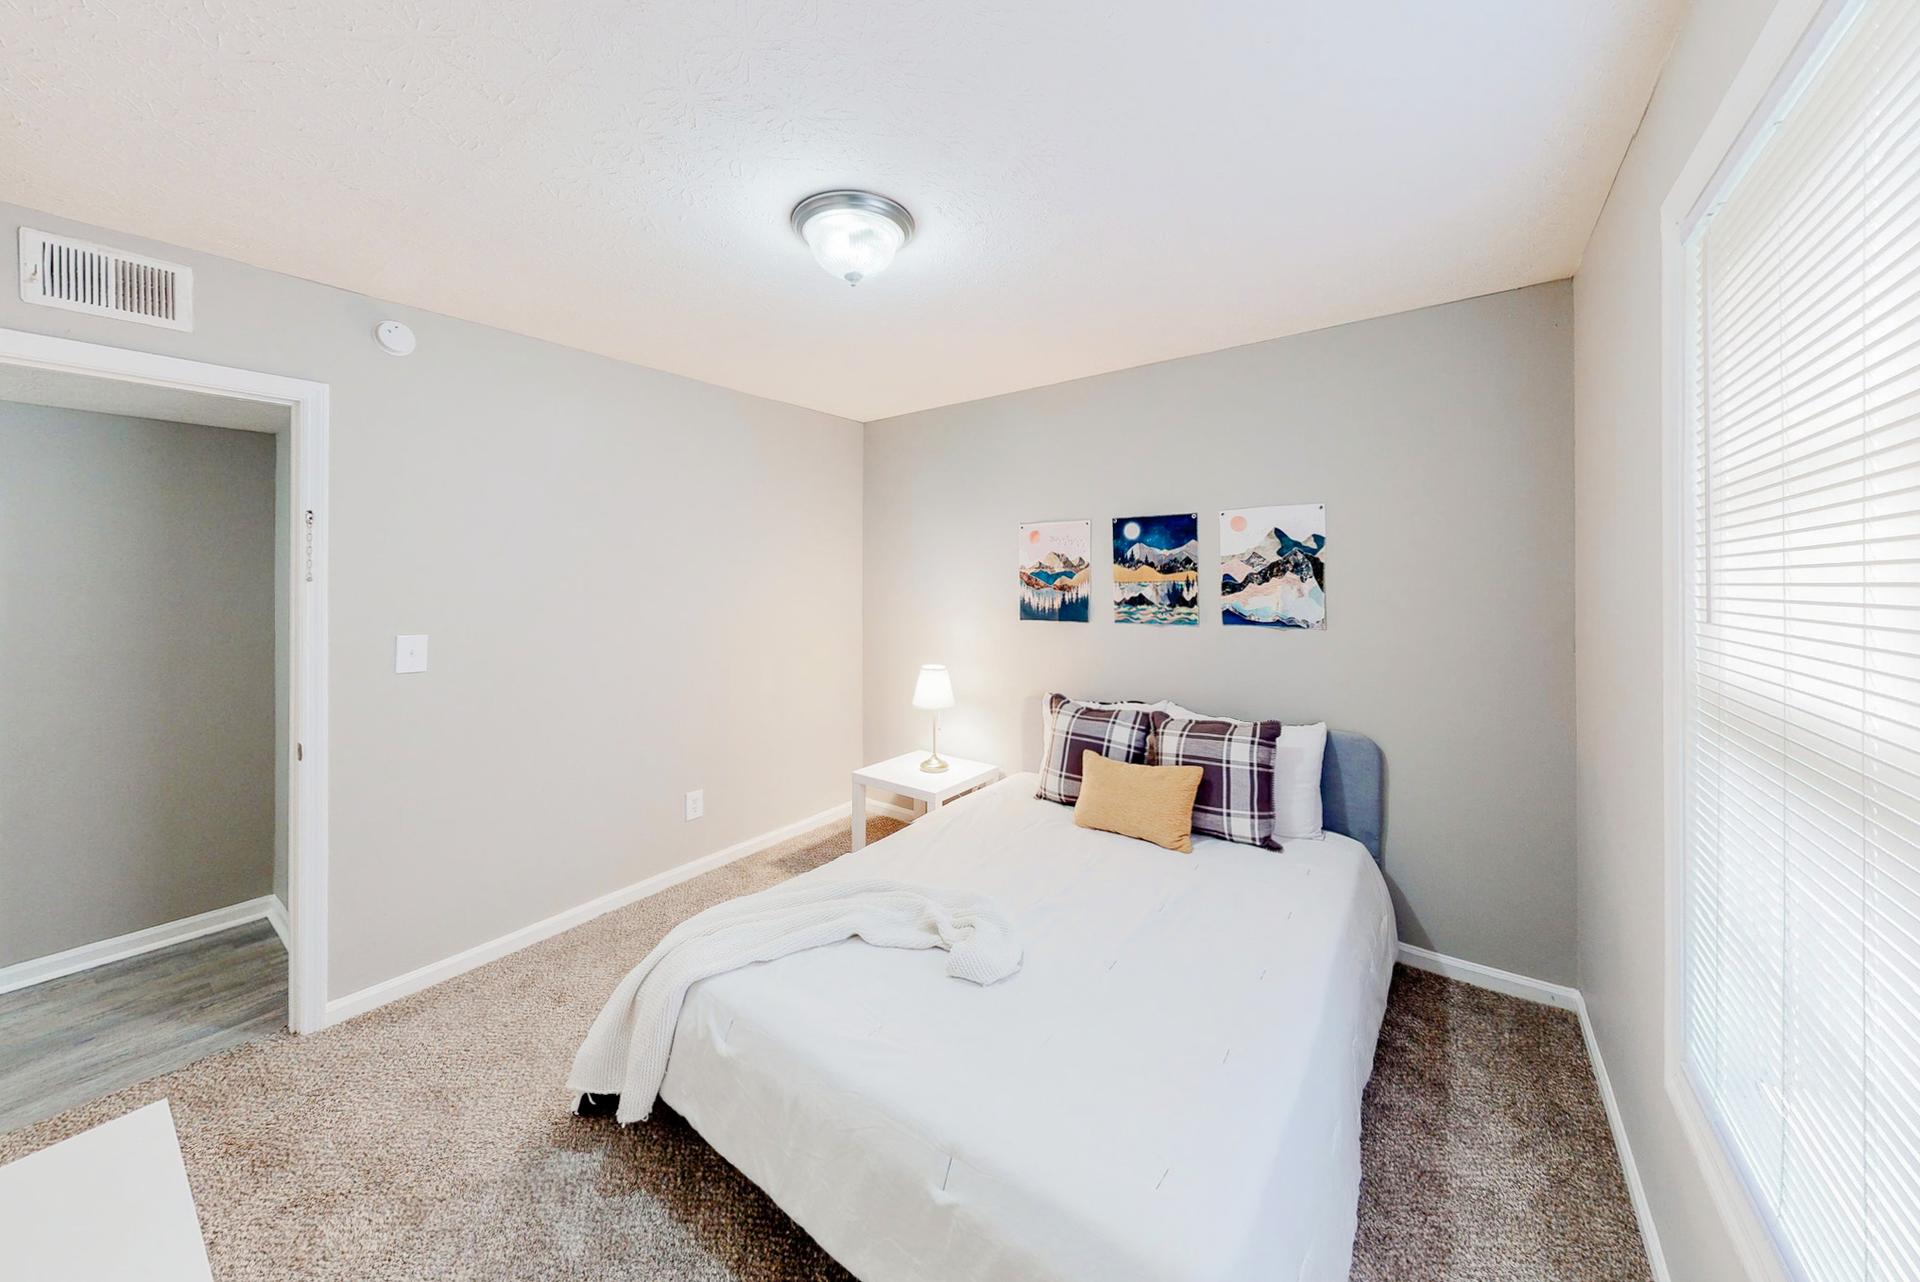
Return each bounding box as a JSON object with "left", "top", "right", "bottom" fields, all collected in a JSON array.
[{"left": 911, "top": 663, "right": 955, "bottom": 710}]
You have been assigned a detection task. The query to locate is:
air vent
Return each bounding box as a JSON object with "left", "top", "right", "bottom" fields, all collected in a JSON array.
[{"left": 18, "top": 228, "right": 193, "bottom": 331}]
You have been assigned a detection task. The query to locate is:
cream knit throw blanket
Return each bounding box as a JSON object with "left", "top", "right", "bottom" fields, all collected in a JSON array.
[{"left": 569, "top": 878, "right": 1023, "bottom": 1124}]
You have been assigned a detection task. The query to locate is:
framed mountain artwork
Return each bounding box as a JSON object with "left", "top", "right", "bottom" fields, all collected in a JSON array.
[
  {"left": 1112, "top": 513, "right": 1199, "bottom": 625},
  {"left": 1018, "top": 520, "right": 1091, "bottom": 622},
  {"left": 1219, "top": 504, "right": 1326, "bottom": 629}
]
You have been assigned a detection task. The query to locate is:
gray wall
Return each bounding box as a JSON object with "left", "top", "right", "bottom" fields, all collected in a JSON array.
[
  {"left": 0, "top": 200, "right": 864, "bottom": 999},
  {"left": 1573, "top": 0, "right": 1781, "bottom": 1275},
  {"left": 0, "top": 403, "right": 276, "bottom": 966},
  {"left": 864, "top": 282, "right": 1576, "bottom": 983}
]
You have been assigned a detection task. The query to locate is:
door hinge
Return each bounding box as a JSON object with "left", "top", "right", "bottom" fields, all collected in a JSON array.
[{"left": 297, "top": 742, "right": 304, "bottom": 762}]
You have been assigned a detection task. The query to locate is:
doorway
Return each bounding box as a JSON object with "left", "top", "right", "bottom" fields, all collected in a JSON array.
[{"left": 0, "top": 329, "right": 329, "bottom": 1045}]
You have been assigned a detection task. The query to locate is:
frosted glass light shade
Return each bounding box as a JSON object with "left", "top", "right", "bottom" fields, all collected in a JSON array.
[
  {"left": 802, "top": 208, "right": 903, "bottom": 285},
  {"left": 912, "top": 663, "right": 954, "bottom": 710},
  {"left": 791, "top": 191, "right": 915, "bottom": 286}
]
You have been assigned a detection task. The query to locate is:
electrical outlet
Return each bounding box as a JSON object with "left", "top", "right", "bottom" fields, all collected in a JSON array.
[
  {"left": 684, "top": 789, "right": 704, "bottom": 821},
  {"left": 394, "top": 634, "right": 429, "bottom": 674}
]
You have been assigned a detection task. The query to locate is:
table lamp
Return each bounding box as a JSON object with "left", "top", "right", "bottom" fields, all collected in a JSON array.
[{"left": 912, "top": 664, "right": 955, "bottom": 772}]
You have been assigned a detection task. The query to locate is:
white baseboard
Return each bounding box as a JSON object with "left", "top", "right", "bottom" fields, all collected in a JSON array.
[
  {"left": 0, "top": 895, "right": 279, "bottom": 996},
  {"left": 264, "top": 896, "right": 291, "bottom": 951},
  {"left": 1576, "top": 999, "right": 1671, "bottom": 1282},
  {"left": 321, "top": 800, "right": 863, "bottom": 1028},
  {"left": 1395, "top": 941, "right": 1581, "bottom": 1011},
  {"left": 1399, "top": 942, "right": 1667, "bottom": 1281}
]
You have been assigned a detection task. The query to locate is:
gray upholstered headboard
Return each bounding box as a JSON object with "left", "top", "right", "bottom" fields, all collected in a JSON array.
[{"left": 1320, "top": 730, "right": 1384, "bottom": 863}]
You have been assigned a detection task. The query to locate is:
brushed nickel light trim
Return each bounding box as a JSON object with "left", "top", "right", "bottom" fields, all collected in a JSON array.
[{"left": 789, "top": 190, "right": 916, "bottom": 244}]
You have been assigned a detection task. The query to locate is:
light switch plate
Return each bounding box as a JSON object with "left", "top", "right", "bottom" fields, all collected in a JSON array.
[{"left": 394, "top": 634, "right": 429, "bottom": 674}]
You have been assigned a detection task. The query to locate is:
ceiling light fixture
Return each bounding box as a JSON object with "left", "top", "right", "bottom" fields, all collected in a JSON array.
[{"left": 790, "top": 190, "right": 915, "bottom": 286}]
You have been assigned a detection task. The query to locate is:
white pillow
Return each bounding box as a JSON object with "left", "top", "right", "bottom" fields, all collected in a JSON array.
[
  {"left": 1269, "top": 722, "right": 1327, "bottom": 840},
  {"left": 1155, "top": 705, "right": 1326, "bottom": 840}
]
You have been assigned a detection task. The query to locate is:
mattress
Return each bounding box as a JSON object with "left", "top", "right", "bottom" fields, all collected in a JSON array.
[{"left": 658, "top": 773, "right": 1397, "bottom": 1282}]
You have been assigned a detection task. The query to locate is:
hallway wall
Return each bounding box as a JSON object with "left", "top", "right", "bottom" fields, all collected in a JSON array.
[{"left": 0, "top": 401, "right": 276, "bottom": 965}]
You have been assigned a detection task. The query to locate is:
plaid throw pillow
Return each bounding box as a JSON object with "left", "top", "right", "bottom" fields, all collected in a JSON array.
[
  {"left": 1036, "top": 693, "right": 1154, "bottom": 805},
  {"left": 1148, "top": 712, "right": 1284, "bottom": 849}
]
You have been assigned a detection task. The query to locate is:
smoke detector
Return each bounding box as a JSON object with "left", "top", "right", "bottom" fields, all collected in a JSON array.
[{"left": 374, "top": 320, "right": 417, "bottom": 356}]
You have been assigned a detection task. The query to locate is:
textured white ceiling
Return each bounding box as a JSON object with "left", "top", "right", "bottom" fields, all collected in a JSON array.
[{"left": 0, "top": 0, "right": 1681, "bottom": 421}]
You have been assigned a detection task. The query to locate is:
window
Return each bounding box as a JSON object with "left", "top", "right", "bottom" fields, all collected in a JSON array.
[{"left": 1681, "top": 0, "right": 1920, "bottom": 1277}]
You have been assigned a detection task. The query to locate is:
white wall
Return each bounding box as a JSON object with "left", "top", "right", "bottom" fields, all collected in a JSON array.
[
  {"left": 0, "top": 201, "right": 864, "bottom": 999},
  {"left": 865, "top": 282, "right": 1577, "bottom": 983},
  {"left": 1573, "top": 0, "right": 1782, "bottom": 1276},
  {"left": 0, "top": 403, "right": 276, "bottom": 966}
]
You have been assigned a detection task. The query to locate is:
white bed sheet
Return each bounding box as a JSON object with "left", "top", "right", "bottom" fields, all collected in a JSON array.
[{"left": 658, "top": 773, "right": 1397, "bottom": 1282}]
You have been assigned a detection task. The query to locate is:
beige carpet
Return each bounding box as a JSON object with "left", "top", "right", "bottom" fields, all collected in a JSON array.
[{"left": 0, "top": 817, "right": 1651, "bottom": 1281}]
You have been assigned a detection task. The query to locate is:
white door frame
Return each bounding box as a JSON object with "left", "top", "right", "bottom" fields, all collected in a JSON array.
[{"left": 0, "top": 327, "right": 331, "bottom": 1034}]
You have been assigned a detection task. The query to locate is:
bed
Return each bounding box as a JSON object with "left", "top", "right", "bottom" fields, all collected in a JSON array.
[{"left": 656, "top": 732, "right": 1395, "bottom": 1282}]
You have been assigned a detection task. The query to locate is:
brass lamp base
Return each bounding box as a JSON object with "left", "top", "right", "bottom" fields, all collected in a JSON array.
[{"left": 919, "top": 753, "right": 949, "bottom": 773}]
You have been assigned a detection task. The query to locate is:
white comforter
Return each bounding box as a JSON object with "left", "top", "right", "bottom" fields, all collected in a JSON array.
[
  {"left": 659, "top": 773, "right": 1398, "bottom": 1282},
  {"left": 569, "top": 879, "right": 1023, "bottom": 1123}
]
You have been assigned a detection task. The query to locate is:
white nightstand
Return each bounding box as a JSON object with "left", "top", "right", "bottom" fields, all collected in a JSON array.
[{"left": 851, "top": 752, "right": 1003, "bottom": 850}]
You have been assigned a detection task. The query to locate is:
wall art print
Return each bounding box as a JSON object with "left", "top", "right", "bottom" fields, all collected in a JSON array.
[
  {"left": 1112, "top": 513, "right": 1199, "bottom": 625},
  {"left": 1019, "top": 520, "right": 1091, "bottom": 622},
  {"left": 1219, "top": 503, "right": 1326, "bottom": 629}
]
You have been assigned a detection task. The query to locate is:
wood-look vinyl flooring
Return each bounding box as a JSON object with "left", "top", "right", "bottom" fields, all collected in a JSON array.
[{"left": 0, "top": 920, "right": 285, "bottom": 1134}]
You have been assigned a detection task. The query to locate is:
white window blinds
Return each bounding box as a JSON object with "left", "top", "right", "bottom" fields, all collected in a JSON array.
[{"left": 1683, "top": 0, "right": 1920, "bottom": 1277}]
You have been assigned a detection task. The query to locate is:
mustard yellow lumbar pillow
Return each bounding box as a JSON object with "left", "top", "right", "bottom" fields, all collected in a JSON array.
[{"left": 1072, "top": 750, "right": 1204, "bottom": 852}]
